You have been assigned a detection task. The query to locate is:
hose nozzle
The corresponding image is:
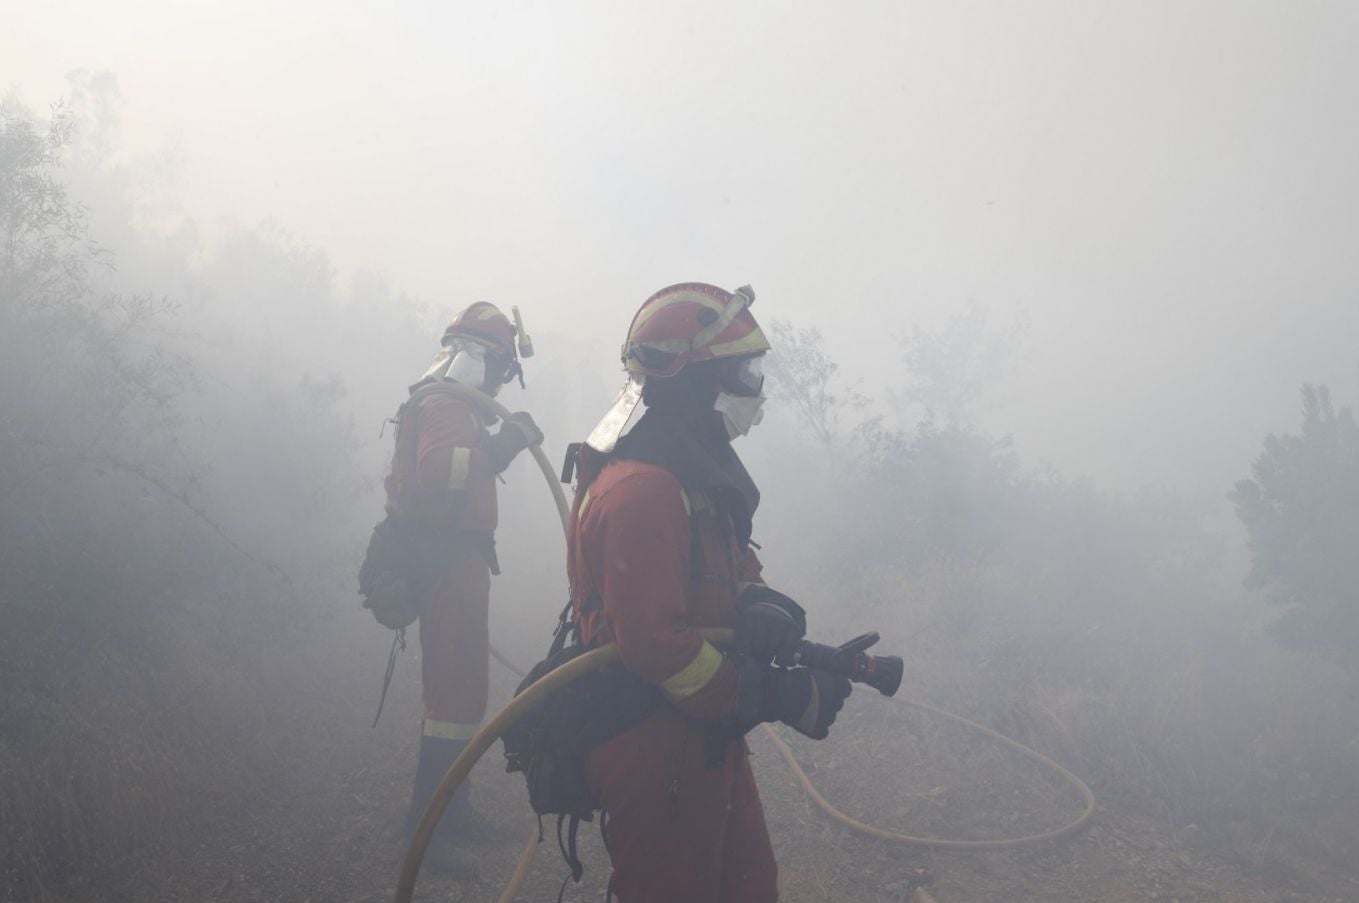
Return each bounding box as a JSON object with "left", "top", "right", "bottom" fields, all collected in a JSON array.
[{"left": 794, "top": 632, "right": 903, "bottom": 697}]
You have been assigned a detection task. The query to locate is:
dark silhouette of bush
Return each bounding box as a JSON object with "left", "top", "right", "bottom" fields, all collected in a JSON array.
[{"left": 1233, "top": 384, "right": 1359, "bottom": 673}]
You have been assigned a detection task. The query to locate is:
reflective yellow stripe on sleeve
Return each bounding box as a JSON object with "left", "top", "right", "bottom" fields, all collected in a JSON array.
[
  {"left": 448, "top": 447, "right": 472, "bottom": 490},
  {"left": 661, "top": 640, "right": 723, "bottom": 701}
]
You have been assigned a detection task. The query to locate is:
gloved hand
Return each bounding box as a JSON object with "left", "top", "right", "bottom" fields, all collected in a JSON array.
[
  {"left": 486, "top": 411, "right": 544, "bottom": 472},
  {"left": 736, "top": 585, "right": 807, "bottom": 665},
  {"left": 728, "top": 656, "right": 852, "bottom": 741},
  {"left": 502, "top": 411, "right": 544, "bottom": 447},
  {"left": 759, "top": 667, "right": 852, "bottom": 740}
]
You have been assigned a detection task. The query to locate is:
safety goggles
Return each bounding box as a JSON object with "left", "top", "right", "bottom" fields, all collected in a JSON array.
[
  {"left": 484, "top": 348, "right": 521, "bottom": 386},
  {"left": 717, "top": 354, "right": 765, "bottom": 397},
  {"left": 444, "top": 340, "right": 523, "bottom": 389}
]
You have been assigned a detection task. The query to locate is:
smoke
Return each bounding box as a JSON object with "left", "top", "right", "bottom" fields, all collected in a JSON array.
[{"left": 3, "top": 3, "right": 1359, "bottom": 898}]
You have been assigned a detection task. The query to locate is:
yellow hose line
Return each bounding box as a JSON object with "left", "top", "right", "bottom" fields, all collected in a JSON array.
[
  {"left": 761, "top": 698, "right": 1097, "bottom": 850},
  {"left": 497, "top": 823, "right": 541, "bottom": 903},
  {"left": 438, "top": 382, "right": 570, "bottom": 532},
  {"left": 395, "top": 639, "right": 633, "bottom": 903}
]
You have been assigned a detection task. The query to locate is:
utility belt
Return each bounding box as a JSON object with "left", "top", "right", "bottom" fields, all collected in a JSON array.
[
  {"left": 418, "top": 519, "right": 505, "bottom": 573},
  {"left": 359, "top": 518, "right": 500, "bottom": 632},
  {"left": 455, "top": 528, "right": 501, "bottom": 576}
]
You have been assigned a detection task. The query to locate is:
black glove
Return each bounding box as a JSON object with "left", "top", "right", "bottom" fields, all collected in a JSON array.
[
  {"left": 729, "top": 657, "right": 851, "bottom": 741},
  {"left": 503, "top": 411, "right": 544, "bottom": 446},
  {"left": 761, "top": 667, "right": 852, "bottom": 740},
  {"left": 736, "top": 585, "right": 807, "bottom": 665},
  {"left": 485, "top": 411, "right": 544, "bottom": 472}
]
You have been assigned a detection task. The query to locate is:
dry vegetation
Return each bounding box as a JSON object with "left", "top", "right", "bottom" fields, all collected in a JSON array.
[
  {"left": 0, "top": 95, "right": 420, "bottom": 900},
  {"left": 753, "top": 343, "right": 1359, "bottom": 897}
]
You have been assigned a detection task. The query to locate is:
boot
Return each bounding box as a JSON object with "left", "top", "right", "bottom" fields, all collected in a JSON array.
[
  {"left": 404, "top": 733, "right": 470, "bottom": 841},
  {"left": 404, "top": 733, "right": 478, "bottom": 877}
]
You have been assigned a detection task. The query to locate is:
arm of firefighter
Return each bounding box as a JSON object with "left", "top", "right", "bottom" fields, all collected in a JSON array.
[
  {"left": 411, "top": 396, "right": 491, "bottom": 522},
  {"left": 596, "top": 471, "right": 738, "bottom": 721}
]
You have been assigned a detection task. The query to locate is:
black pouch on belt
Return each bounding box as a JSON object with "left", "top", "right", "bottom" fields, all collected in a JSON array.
[
  {"left": 501, "top": 602, "right": 661, "bottom": 893},
  {"left": 501, "top": 644, "right": 660, "bottom": 820}
]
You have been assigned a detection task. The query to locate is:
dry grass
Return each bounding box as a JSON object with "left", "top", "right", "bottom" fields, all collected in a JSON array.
[{"left": 0, "top": 569, "right": 387, "bottom": 903}]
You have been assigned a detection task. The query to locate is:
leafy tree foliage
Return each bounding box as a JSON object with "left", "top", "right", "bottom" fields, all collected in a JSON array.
[
  {"left": 762, "top": 314, "right": 1027, "bottom": 572},
  {"left": 1232, "top": 384, "right": 1359, "bottom": 670},
  {"left": 1, "top": 102, "right": 190, "bottom": 610},
  {"left": 765, "top": 319, "right": 869, "bottom": 452},
  {"left": 893, "top": 300, "right": 1025, "bottom": 429},
  {"left": 1, "top": 102, "right": 94, "bottom": 313}
]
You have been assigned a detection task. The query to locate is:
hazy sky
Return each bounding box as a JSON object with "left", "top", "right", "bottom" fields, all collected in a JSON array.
[{"left": 6, "top": 0, "right": 1358, "bottom": 491}]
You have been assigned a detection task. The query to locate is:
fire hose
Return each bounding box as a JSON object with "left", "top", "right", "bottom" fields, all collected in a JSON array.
[{"left": 400, "top": 384, "right": 1096, "bottom": 902}]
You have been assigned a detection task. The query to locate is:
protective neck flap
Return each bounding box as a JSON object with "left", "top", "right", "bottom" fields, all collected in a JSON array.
[
  {"left": 584, "top": 377, "right": 644, "bottom": 454},
  {"left": 613, "top": 407, "right": 761, "bottom": 547}
]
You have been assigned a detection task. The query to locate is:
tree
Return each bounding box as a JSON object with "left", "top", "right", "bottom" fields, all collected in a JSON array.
[
  {"left": 0, "top": 100, "right": 97, "bottom": 321},
  {"left": 764, "top": 319, "right": 869, "bottom": 451},
  {"left": 0, "top": 101, "right": 187, "bottom": 501},
  {"left": 893, "top": 300, "right": 1025, "bottom": 429},
  {"left": 1232, "top": 384, "right": 1359, "bottom": 672}
]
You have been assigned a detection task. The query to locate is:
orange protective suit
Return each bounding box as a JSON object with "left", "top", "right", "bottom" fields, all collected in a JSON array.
[
  {"left": 568, "top": 456, "right": 778, "bottom": 902},
  {"left": 386, "top": 390, "right": 497, "bottom": 751}
]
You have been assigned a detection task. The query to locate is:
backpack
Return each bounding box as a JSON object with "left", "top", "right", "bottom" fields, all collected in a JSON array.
[
  {"left": 501, "top": 606, "right": 661, "bottom": 893},
  {"left": 357, "top": 380, "right": 479, "bottom": 630},
  {"left": 357, "top": 513, "right": 444, "bottom": 630}
]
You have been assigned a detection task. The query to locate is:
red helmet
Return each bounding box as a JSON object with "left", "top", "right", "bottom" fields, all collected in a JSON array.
[
  {"left": 442, "top": 302, "right": 516, "bottom": 358},
  {"left": 622, "top": 283, "right": 769, "bottom": 378},
  {"left": 583, "top": 283, "right": 767, "bottom": 454}
]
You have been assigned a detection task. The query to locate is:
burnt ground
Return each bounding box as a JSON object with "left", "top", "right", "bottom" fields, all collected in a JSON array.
[{"left": 54, "top": 667, "right": 1359, "bottom": 903}]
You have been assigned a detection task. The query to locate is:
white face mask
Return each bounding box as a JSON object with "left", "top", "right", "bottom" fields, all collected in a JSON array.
[
  {"left": 446, "top": 344, "right": 494, "bottom": 393},
  {"left": 713, "top": 391, "right": 766, "bottom": 440}
]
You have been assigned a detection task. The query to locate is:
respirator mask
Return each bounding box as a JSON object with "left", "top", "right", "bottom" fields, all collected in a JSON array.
[
  {"left": 445, "top": 340, "right": 491, "bottom": 391},
  {"left": 713, "top": 354, "right": 766, "bottom": 440},
  {"left": 441, "top": 339, "right": 519, "bottom": 396}
]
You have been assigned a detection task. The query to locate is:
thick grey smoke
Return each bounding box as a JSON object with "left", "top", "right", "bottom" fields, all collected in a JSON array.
[
  {"left": 8, "top": 2, "right": 1358, "bottom": 490},
  {"left": 2, "top": 4, "right": 1358, "bottom": 901}
]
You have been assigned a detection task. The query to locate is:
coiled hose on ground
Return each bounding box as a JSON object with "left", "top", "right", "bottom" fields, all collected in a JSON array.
[{"left": 397, "top": 384, "right": 1096, "bottom": 903}]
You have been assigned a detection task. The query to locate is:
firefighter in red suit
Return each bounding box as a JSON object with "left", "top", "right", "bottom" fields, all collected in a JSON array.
[
  {"left": 385, "top": 302, "right": 542, "bottom": 846},
  {"left": 567, "top": 283, "right": 853, "bottom": 901}
]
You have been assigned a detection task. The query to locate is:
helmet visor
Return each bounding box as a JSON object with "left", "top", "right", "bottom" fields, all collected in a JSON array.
[
  {"left": 446, "top": 345, "right": 488, "bottom": 388},
  {"left": 718, "top": 354, "right": 765, "bottom": 397}
]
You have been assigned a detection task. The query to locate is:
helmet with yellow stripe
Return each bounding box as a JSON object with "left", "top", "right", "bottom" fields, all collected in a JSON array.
[
  {"left": 443, "top": 301, "right": 517, "bottom": 358},
  {"left": 584, "top": 283, "right": 768, "bottom": 454},
  {"left": 622, "top": 283, "right": 769, "bottom": 378},
  {"left": 416, "top": 301, "right": 525, "bottom": 394}
]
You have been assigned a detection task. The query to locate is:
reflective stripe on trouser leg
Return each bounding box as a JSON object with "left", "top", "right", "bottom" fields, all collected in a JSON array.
[{"left": 423, "top": 718, "right": 479, "bottom": 740}]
